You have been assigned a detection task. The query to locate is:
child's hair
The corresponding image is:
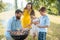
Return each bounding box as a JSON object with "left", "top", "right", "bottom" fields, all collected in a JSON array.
[{"left": 39, "top": 7, "right": 46, "bottom": 12}]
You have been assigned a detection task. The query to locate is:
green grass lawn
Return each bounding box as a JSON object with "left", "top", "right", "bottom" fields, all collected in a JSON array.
[{"left": 0, "top": 22, "right": 60, "bottom": 40}]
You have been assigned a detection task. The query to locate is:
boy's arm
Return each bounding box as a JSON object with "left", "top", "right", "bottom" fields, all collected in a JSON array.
[
  {"left": 37, "top": 17, "right": 50, "bottom": 28},
  {"left": 37, "top": 25, "right": 48, "bottom": 28}
]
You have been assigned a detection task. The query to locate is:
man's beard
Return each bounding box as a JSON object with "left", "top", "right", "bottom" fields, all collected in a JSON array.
[{"left": 16, "top": 16, "right": 20, "bottom": 20}]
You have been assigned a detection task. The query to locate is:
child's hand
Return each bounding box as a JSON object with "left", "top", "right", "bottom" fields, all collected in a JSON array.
[
  {"left": 36, "top": 22, "right": 39, "bottom": 24},
  {"left": 33, "top": 21, "right": 39, "bottom": 25}
]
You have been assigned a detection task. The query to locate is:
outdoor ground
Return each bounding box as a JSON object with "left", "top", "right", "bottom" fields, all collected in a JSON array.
[{"left": 0, "top": 10, "right": 60, "bottom": 40}]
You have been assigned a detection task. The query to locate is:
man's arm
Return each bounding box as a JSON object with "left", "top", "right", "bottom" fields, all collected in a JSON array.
[{"left": 7, "top": 18, "right": 13, "bottom": 32}]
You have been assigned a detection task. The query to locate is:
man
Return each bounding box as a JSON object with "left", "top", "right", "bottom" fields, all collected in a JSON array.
[
  {"left": 5, "top": 9, "right": 22, "bottom": 40},
  {"left": 37, "top": 7, "right": 50, "bottom": 40}
]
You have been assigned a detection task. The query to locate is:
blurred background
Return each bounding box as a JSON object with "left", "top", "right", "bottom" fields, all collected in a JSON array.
[{"left": 0, "top": 0, "right": 60, "bottom": 40}]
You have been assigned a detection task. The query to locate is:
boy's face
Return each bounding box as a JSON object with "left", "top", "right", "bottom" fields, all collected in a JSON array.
[
  {"left": 40, "top": 11, "right": 46, "bottom": 16},
  {"left": 15, "top": 12, "right": 22, "bottom": 19}
]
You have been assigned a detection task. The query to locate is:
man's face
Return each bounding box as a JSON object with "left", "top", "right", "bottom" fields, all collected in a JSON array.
[
  {"left": 40, "top": 11, "right": 46, "bottom": 16},
  {"left": 15, "top": 12, "right": 22, "bottom": 19}
]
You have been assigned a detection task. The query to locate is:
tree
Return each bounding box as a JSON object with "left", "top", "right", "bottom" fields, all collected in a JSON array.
[
  {"left": 0, "top": 0, "right": 2, "bottom": 2},
  {"left": 15, "top": 0, "right": 18, "bottom": 9},
  {"left": 27, "top": 0, "right": 40, "bottom": 10},
  {"left": 27, "top": 0, "right": 56, "bottom": 9},
  {"left": 56, "top": 0, "right": 60, "bottom": 15},
  {"left": 27, "top": 0, "right": 60, "bottom": 15},
  {"left": 0, "top": 1, "right": 6, "bottom": 12}
]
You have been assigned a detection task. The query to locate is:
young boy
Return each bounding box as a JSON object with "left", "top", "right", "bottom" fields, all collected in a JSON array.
[{"left": 37, "top": 7, "right": 50, "bottom": 40}]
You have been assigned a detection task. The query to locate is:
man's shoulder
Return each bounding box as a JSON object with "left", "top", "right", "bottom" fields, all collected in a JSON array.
[
  {"left": 11, "top": 16, "right": 16, "bottom": 20},
  {"left": 8, "top": 16, "right": 15, "bottom": 21}
]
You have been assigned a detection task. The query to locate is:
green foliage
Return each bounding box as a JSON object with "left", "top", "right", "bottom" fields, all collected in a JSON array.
[
  {"left": 27, "top": 0, "right": 56, "bottom": 9},
  {"left": 27, "top": 0, "right": 40, "bottom": 10},
  {"left": 56, "top": 0, "right": 60, "bottom": 15},
  {"left": 27, "top": 0, "right": 60, "bottom": 15},
  {"left": 15, "top": 0, "right": 18, "bottom": 9},
  {"left": 33, "top": 0, "right": 40, "bottom": 10},
  {"left": 0, "top": 1, "right": 6, "bottom": 12},
  {"left": 48, "top": 7, "right": 58, "bottom": 15}
]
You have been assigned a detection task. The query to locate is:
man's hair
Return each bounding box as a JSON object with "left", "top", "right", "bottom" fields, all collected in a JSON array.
[
  {"left": 15, "top": 9, "right": 22, "bottom": 14},
  {"left": 39, "top": 7, "right": 46, "bottom": 12}
]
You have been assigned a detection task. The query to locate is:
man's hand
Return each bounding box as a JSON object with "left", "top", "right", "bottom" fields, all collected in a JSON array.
[
  {"left": 8, "top": 30, "right": 17, "bottom": 34},
  {"left": 8, "top": 30, "right": 12, "bottom": 33}
]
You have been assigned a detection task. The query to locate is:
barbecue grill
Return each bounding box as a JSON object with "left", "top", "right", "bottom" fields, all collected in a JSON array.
[{"left": 10, "top": 30, "right": 29, "bottom": 40}]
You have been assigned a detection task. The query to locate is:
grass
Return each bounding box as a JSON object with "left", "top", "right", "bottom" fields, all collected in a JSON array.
[
  {"left": 47, "top": 22, "right": 60, "bottom": 40},
  {"left": 0, "top": 22, "right": 60, "bottom": 40},
  {"left": 0, "top": 23, "right": 4, "bottom": 40}
]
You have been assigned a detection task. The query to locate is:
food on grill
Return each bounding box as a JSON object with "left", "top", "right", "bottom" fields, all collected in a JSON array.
[
  {"left": 10, "top": 29, "right": 29, "bottom": 40},
  {"left": 10, "top": 29, "right": 30, "bottom": 35}
]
